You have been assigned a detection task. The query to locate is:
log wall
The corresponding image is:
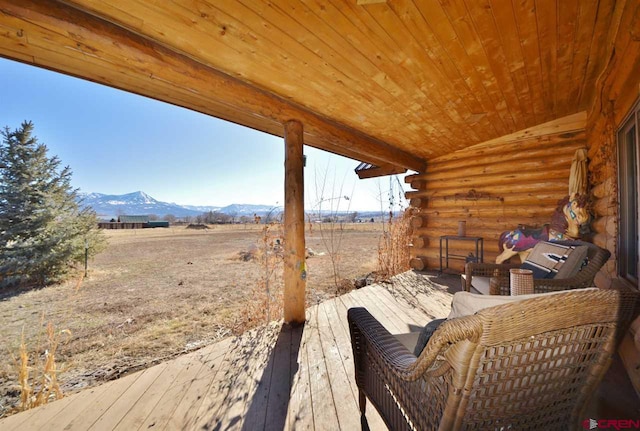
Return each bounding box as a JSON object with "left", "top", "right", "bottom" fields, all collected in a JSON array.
[
  {"left": 407, "top": 131, "right": 586, "bottom": 272},
  {"left": 585, "top": 0, "right": 640, "bottom": 288},
  {"left": 583, "top": 0, "right": 640, "bottom": 393}
]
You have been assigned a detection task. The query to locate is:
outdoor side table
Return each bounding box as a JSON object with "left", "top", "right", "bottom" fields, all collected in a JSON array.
[{"left": 439, "top": 235, "right": 484, "bottom": 273}]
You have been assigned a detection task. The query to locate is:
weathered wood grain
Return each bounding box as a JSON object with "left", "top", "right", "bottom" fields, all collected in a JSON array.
[{"left": 284, "top": 120, "right": 306, "bottom": 324}]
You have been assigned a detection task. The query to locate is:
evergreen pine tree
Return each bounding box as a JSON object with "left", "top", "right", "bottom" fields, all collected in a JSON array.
[{"left": 0, "top": 121, "right": 104, "bottom": 288}]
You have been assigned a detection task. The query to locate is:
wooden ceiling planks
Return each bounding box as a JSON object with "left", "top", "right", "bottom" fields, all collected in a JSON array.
[
  {"left": 231, "top": 0, "right": 440, "bottom": 148},
  {"left": 398, "top": 0, "right": 507, "bottom": 138},
  {"left": 490, "top": 0, "right": 537, "bottom": 126},
  {"left": 361, "top": 1, "right": 494, "bottom": 146},
  {"left": 352, "top": 1, "right": 485, "bottom": 145},
  {"left": 556, "top": 0, "right": 580, "bottom": 117},
  {"left": 68, "top": 0, "right": 454, "bottom": 156},
  {"left": 437, "top": 0, "right": 519, "bottom": 131},
  {"left": 535, "top": 0, "right": 558, "bottom": 119},
  {"left": 579, "top": 0, "right": 616, "bottom": 108},
  {"left": 305, "top": 0, "right": 464, "bottom": 154},
  {"left": 0, "top": 0, "right": 624, "bottom": 166},
  {"left": 569, "top": 1, "right": 600, "bottom": 109},
  {"left": 466, "top": 0, "right": 528, "bottom": 131},
  {"left": 0, "top": 0, "right": 421, "bottom": 170}
]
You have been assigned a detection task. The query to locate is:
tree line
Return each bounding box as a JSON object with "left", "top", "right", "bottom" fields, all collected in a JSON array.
[{"left": 141, "top": 210, "right": 361, "bottom": 225}]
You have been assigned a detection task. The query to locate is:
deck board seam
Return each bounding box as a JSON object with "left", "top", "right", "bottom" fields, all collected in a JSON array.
[
  {"left": 322, "top": 298, "right": 359, "bottom": 403},
  {"left": 304, "top": 309, "right": 318, "bottom": 431},
  {"left": 315, "top": 302, "right": 346, "bottom": 430},
  {"left": 112, "top": 362, "right": 171, "bottom": 431},
  {"left": 59, "top": 366, "right": 149, "bottom": 429}
]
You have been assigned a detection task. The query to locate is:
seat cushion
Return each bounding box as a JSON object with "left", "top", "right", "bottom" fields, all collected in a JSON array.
[
  {"left": 394, "top": 318, "right": 447, "bottom": 356},
  {"left": 461, "top": 274, "right": 492, "bottom": 295},
  {"left": 470, "top": 276, "right": 492, "bottom": 295},
  {"left": 394, "top": 332, "right": 421, "bottom": 352}
]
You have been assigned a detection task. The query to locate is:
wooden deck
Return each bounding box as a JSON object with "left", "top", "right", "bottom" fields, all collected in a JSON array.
[
  {"left": 0, "top": 272, "right": 454, "bottom": 431},
  {"left": 1, "top": 271, "right": 637, "bottom": 430}
]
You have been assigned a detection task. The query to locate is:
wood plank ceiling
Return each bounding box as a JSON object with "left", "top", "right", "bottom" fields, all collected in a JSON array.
[{"left": 0, "top": 0, "right": 622, "bottom": 171}]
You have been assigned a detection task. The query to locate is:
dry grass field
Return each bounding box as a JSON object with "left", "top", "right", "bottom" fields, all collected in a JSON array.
[{"left": 0, "top": 223, "right": 385, "bottom": 416}]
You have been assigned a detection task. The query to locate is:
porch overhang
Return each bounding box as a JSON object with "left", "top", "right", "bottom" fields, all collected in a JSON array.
[{"left": 0, "top": 0, "right": 624, "bottom": 166}]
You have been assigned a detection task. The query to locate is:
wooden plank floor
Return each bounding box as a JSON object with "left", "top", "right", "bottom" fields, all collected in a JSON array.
[
  {"left": 0, "top": 272, "right": 451, "bottom": 431},
  {"left": 3, "top": 271, "right": 636, "bottom": 430}
]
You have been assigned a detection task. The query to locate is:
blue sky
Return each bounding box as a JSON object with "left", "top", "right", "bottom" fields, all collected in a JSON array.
[{"left": 0, "top": 57, "right": 408, "bottom": 211}]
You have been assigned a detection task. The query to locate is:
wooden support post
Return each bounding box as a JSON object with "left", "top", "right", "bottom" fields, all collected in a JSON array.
[{"left": 284, "top": 120, "right": 306, "bottom": 324}]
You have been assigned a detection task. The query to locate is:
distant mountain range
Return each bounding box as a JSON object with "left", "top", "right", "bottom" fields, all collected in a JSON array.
[{"left": 79, "top": 191, "right": 282, "bottom": 219}]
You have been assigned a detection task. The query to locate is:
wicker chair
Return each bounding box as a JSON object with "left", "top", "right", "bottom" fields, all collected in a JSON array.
[
  {"left": 463, "top": 240, "right": 611, "bottom": 295},
  {"left": 348, "top": 288, "right": 639, "bottom": 431}
]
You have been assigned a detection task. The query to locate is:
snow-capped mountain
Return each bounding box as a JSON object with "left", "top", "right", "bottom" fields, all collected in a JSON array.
[
  {"left": 180, "top": 204, "right": 222, "bottom": 213},
  {"left": 79, "top": 191, "right": 282, "bottom": 219},
  {"left": 220, "top": 203, "right": 281, "bottom": 215},
  {"left": 79, "top": 191, "right": 198, "bottom": 218}
]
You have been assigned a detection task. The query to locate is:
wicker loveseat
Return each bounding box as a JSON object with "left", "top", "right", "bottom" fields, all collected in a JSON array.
[
  {"left": 348, "top": 288, "right": 638, "bottom": 431},
  {"left": 463, "top": 240, "right": 611, "bottom": 295}
]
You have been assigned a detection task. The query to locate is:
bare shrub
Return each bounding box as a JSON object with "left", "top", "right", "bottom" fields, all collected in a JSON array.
[
  {"left": 186, "top": 223, "right": 209, "bottom": 230},
  {"left": 376, "top": 176, "right": 413, "bottom": 281},
  {"left": 232, "top": 223, "right": 284, "bottom": 334},
  {"left": 312, "top": 165, "right": 355, "bottom": 294},
  {"left": 377, "top": 209, "right": 414, "bottom": 280}
]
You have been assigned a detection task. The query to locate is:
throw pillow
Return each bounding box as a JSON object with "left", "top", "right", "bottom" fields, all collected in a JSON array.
[
  {"left": 554, "top": 245, "right": 589, "bottom": 278},
  {"left": 413, "top": 318, "right": 446, "bottom": 356},
  {"left": 521, "top": 241, "right": 576, "bottom": 279}
]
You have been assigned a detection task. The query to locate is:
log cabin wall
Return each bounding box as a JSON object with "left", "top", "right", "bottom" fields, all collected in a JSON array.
[
  {"left": 583, "top": 1, "right": 640, "bottom": 394},
  {"left": 585, "top": 0, "right": 640, "bottom": 289},
  {"left": 407, "top": 131, "right": 586, "bottom": 273}
]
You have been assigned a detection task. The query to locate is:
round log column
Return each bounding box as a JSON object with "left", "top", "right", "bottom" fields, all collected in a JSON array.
[{"left": 284, "top": 120, "right": 306, "bottom": 324}]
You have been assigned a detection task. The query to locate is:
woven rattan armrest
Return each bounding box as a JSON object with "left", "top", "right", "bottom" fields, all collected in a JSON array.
[
  {"left": 348, "top": 307, "right": 417, "bottom": 374},
  {"left": 348, "top": 308, "right": 482, "bottom": 380},
  {"left": 349, "top": 308, "right": 483, "bottom": 430},
  {"left": 480, "top": 272, "right": 602, "bottom": 296}
]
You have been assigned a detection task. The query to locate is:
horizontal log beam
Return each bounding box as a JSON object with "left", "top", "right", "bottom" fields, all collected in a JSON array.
[
  {"left": 355, "top": 164, "right": 407, "bottom": 179},
  {"left": 405, "top": 182, "right": 570, "bottom": 200},
  {"left": 413, "top": 223, "right": 546, "bottom": 236},
  {"left": 455, "top": 112, "right": 587, "bottom": 153},
  {"left": 424, "top": 193, "right": 568, "bottom": 208},
  {"left": 0, "top": 0, "right": 424, "bottom": 171},
  {"left": 418, "top": 207, "right": 562, "bottom": 218},
  {"left": 419, "top": 151, "right": 579, "bottom": 181}
]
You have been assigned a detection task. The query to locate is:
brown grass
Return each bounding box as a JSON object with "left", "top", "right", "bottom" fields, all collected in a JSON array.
[
  {"left": 13, "top": 318, "right": 69, "bottom": 412},
  {"left": 0, "top": 224, "right": 381, "bottom": 417}
]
